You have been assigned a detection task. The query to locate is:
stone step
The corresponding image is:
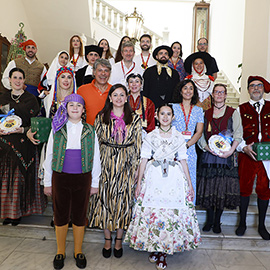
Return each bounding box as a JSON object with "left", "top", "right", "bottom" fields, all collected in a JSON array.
[{"left": 1, "top": 216, "right": 270, "bottom": 252}]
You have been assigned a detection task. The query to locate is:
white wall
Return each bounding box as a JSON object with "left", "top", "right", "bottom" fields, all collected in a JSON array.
[
  {"left": 0, "top": 0, "right": 34, "bottom": 54},
  {"left": 209, "top": 0, "right": 245, "bottom": 90}
]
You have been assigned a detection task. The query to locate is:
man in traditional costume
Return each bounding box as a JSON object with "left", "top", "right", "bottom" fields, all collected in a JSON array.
[
  {"left": 143, "top": 45, "right": 179, "bottom": 108},
  {"left": 109, "top": 41, "right": 142, "bottom": 85},
  {"left": 236, "top": 76, "right": 270, "bottom": 240},
  {"left": 133, "top": 34, "right": 156, "bottom": 74},
  {"left": 197, "top": 37, "right": 219, "bottom": 80},
  {"left": 2, "top": 39, "right": 47, "bottom": 100},
  {"left": 75, "top": 45, "right": 103, "bottom": 87}
]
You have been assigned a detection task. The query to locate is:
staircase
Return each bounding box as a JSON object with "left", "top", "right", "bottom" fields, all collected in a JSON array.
[
  {"left": 1, "top": 193, "right": 270, "bottom": 252},
  {"left": 91, "top": 0, "right": 162, "bottom": 50},
  {"left": 215, "top": 71, "right": 240, "bottom": 108}
]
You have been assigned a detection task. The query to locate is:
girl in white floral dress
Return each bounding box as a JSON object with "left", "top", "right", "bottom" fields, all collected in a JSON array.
[{"left": 125, "top": 104, "right": 201, "bottom": 270}]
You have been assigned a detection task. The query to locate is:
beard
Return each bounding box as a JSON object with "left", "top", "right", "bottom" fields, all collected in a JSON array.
[
  {"left": 26, "top": 51, "right": 36, "bottom": 59},
  {"left": 141, "top": 45, "right": 150, "bottom": 51},
  {"left": 157, "top": 58, "right": 168, "bottom": 64}
]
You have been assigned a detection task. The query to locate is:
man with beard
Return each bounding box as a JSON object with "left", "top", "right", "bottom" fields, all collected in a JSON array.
[
  {"left": 133, "top": 34, "right": 156, "bottom": 74},
  {"left": 109, "top": 41, "right": 142, "bottom": 85},
  {"left": 143, "top": 45, "right": 179, "bottom": 108},
  {"left": 2, "top": 39, "right": 46, "bottom": 100},
  {"left": 236, "top": 76, "right": 270, "bottom": 240}
]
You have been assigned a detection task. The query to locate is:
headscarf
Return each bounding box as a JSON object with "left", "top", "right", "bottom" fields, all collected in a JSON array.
[
  {"left": 19, "top": 39, "right": 37, "bottom": 50},
  {"left": 52, "top": 93, "right": 85, "bottom": 133},
  {"left": 46, "top": 50, "right": 70, "bottom": 86},
  {"left": 43, "top": 66, "right": 76, "bottom": 118},
  {"left": 190, "top": 61, "right": 214, "bottom": 103}
]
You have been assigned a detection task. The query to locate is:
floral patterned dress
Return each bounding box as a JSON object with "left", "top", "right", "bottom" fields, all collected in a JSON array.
[{"left": 124, "top": 127, "right": 201, "bottom": 255}]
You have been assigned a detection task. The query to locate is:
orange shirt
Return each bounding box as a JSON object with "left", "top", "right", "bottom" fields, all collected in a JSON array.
[{"left": 77, "top": 79, "right": 111, "bottom": 125}]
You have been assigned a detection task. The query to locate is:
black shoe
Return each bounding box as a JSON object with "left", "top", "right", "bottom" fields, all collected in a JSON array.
[
  {"left": 114, "top": 237, "right": 123, "bottom": 258},
  {"left": 102, "top": 237, "right": 112, "bottom": 258},
  {"left": 202, "top": 223, "right": 213, "bottom": 232},
  {"left": 235, "top": 225, "right": 247, "bottom": 236},
  {"left": 258, "top": 226, "right": 270, "bottom": 240},
  {"left": 53, "top": 254, "right": 65, "bottom": 269},
  {"left": 2, "top": 218, "right": 12, "bottom": 225},
  {"left": 50, "top": 219, "right": 54, "bottom": 227},
  {"left": 11, "top": 218, "right": 21, "bottom": 226},
  {"left": 74, "top": 253, "right": 87, "bottom": 269},
  {"left": 213, "top": 223, "right": 221, "bottom": 234}
]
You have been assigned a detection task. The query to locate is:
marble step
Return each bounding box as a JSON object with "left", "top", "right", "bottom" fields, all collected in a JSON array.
[{"left": 0, "top": 217, "right": 270, "bottom": 252}]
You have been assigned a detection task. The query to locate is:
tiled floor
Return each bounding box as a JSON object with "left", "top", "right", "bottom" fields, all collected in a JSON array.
[{"left": 0, "top": 222, "right": 270, "bottom": 270}]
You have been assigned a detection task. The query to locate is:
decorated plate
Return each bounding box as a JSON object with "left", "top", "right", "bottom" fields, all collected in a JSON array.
[
  {"left": 209, "top": 134, "right": 231, "bottom": 155},
  {"left": 0, "top": 115, "right": 22, "bottom": 133}
]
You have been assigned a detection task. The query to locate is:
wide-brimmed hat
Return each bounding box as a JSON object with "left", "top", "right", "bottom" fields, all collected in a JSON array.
[
  {"left": 152, "top": 45, "right": 173, "bottom": 60},
  {"left": 85, "top": 45, "right": 103, "bottom": 62},
  {"left": 248, "top": 76, "right": 270, "bottom": 93},
  {"left": 184, "top": 52, "right": 212, "bottom": 74}
]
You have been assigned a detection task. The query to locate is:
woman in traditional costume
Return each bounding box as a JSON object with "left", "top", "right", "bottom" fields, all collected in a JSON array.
[
  {"left": 0, "top": 67, "right": 46, "bottom": 226},
  {"left": 125, "top": 104, "right": 201, "bottom": 270},
  {"left": 88, "top": 84, "right": 142, "bottom": 259},
  {"left": 126, "top": 73, "right": 155, "bottom": 136},
  {"left": 196, "top": 83, "right": 243, "bottom": 233},
  {"left": 69, "top": 35, "right": 87, "bottom": 72},
  {"left": 184, "top": 51, "right": 214, "bottom": 111}
]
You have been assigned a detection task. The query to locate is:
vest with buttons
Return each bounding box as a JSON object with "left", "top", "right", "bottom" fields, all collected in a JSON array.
[
  {"left": 15, "top": 57, "right": 44, "bottom": 87},
  {"left": 239, "top": 101, "right": 270, "bottom": 143}
]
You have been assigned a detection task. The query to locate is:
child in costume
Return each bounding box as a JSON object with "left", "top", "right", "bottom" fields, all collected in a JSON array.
[
  {"left": 125, "top": 104, "right": 201, "bottom": 270},
  {"left": 43, "top": 93, "right": 101, "bottom": 270}
]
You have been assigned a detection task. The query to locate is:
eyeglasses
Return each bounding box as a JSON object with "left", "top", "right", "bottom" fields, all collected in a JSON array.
[
  {"left": 198, "top": 43, "right": 207, "bottom": 46},
  {"left": 213, "top": 90, "right": 226, "bottom": 95},
  {"left": 249, "top": 83, "right": 264, "bottom": 90}
]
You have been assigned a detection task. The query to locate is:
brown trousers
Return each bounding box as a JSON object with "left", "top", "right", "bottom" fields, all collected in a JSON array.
[{"left": 52, "top": 171, "right": 91, "bottom": 226}]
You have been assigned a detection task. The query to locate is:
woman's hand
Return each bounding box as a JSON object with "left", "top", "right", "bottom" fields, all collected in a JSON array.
[
  {"left": 0, "top": 127, "right": 24, "bottom": 135},
  {"left": 90, "top": 187, "right": 99, "bottom": 196},
  {"left": 44, "top": 186, "right": 52, "bottom": 196},
  {"left": 135, "top": 182, "right": 141, "bottom": 199},
  {"left": 205, "top": 145, "right": 217, "bottom": 156},
  {"left": 189, "top": 184, "right": 195, "bottom": 202},
  {"left": 218, "top": 149, "right": 234, "bottom": 159},
  {"left": 26, "top": 129, "right": 40, "bottom": 145}
]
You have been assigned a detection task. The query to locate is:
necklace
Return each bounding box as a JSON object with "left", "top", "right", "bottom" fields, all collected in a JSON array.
[
  {"left": 11, "top": 91, "right": 24, "bottom": 103},
  {"left": 214, "top": 103, "right": 225, "bottom": 109},
  {"left": 159, "top": 125, "right": 172, "bottom": 133}
]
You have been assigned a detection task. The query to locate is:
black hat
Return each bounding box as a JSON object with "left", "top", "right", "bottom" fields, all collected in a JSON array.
[
  {"left": 85, "top": 45, "right": 103, "bottom": 62},
  {"left": 152, "top": 45, "right": 173, "bottom": 60},
  {"left": 184, "top": 52, "right": 212, "bottom": 74}
]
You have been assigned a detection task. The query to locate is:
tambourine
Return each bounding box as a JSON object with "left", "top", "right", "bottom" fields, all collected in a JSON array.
[
  {"left": 0, "top": 115, "right": 22, "bottom": 133},
  {"left": 209, "top": 134, "right": 231, "bottom": 155}
]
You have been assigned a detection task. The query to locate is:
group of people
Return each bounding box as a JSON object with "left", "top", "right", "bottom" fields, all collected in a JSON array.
[{"left": 0, "top": 33, "right": 270, "bottom": 270}]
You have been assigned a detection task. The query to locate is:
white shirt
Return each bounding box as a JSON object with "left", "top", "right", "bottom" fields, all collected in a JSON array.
[
  {"left": 133, "top": 53, "right": 156, "bottom": 75},
  {"left": 43, "top": 120, "right": 101, "bottom": 188},
  {"left": 2, "top": 58, "right": 47, "bottom": 90},
  {"left": 109, "top": 60, "right": 143, "bottom": 86}
]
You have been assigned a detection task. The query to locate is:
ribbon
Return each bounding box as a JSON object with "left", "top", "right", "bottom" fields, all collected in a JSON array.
[
  {"left": 0, "top": 108, "right": 15, "bottom": 123},
  {"left": 218, "top": 132, "right": 233, "bottom": 144}
]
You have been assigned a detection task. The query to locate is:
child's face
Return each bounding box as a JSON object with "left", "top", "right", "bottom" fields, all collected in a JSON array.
[
  {"left": 67, "top": 101, "right": 84, "bottom": 122},
  {"left": 157, "top": 106, "right": 174, "bottom": 128}
]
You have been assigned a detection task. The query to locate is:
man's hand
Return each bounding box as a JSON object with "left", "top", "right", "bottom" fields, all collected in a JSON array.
[{"left": 243, "top": 142, "right": 257, "bottom": 161}]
